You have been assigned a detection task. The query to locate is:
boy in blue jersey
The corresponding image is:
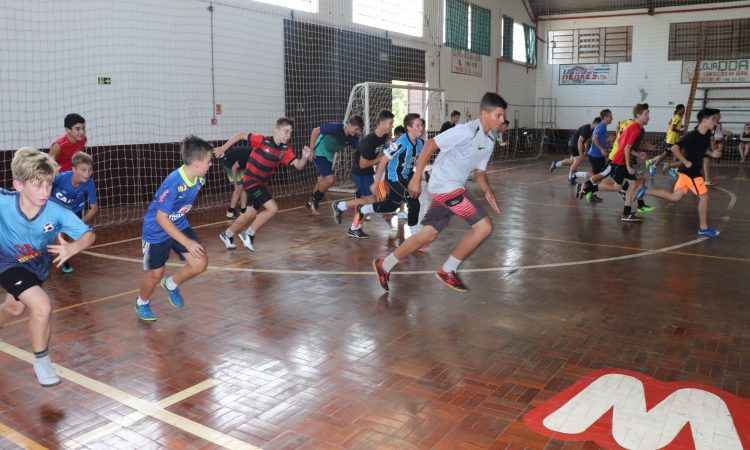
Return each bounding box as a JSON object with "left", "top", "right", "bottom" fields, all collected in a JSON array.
[
  {"left": 0, "top": 148, "right": 95, "bottom": 387},
  {"left": 350, "top": 113, "right": 425, "bottom": 238},
  {"left": 135, "top": 135, "right": 213, "bottom": 322},
  {"left": 306, "top": 115, "right": 364, "bottom": 214},
  {"left": 52, "top": 151, "right": 99, "bottom": 273}
]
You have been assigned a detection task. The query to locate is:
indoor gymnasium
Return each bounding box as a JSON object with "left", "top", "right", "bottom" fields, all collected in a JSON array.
[{"left": 1, "top": 0, "right": 749, "bottom": 448}]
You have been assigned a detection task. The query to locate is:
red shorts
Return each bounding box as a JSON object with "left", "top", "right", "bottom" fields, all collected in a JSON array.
[{"left": 421, "top": 188, "right": 487, "bottom": 232}]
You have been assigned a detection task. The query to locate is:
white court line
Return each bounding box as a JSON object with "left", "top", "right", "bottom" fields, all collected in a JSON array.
[
  {"left": 0, "top": 341, "right": 259, "bottom": 450},
  {"left": 87, "top": 161, "right": 541, "bottom": 251},
  {"left": 65, "top": 379, "right": 219, "bottom": 448}
]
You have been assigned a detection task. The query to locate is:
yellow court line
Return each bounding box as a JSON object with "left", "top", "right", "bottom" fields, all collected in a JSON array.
[
  {"left": 66, "top": 379, "right": 219, "bottom": 448},
  {"left": 0, "top": 341, "right": 258, "bottom": 450},
  {"left": 0, "top": 421, "right": 48, "bottom": 450},
  {"left": 4, "top": 289, "right": 140, "bottom": 328}
]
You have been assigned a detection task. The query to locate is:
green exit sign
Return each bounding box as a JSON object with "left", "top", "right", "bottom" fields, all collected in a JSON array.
[{"left": 97, "top": 77, "right": 111, "bottom": 85}]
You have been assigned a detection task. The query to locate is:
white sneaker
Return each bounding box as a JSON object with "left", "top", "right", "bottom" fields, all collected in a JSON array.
[
  {"left": 34, "top": 356, "right": 61, "bottom": 387},
  {"left": 238, "top": 233, "right": 255, "bottom": 252},
  {"left": 219, "top": 231, "right": 236, "bottom": 250}
]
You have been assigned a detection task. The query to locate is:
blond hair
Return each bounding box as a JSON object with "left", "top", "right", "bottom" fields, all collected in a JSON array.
[
  {"left": 11, "top": 147, "right": 58, "bottom": 183},
  {"left": 72, "top": 151, "right": 94, "bottom": 168}
]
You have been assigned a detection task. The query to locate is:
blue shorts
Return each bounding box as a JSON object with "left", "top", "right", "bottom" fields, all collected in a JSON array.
[
  {"left": 312, "top": 156, "right": 334, "bottom": 177},
  {"left": 142, "top": 227, "right": 199, "bottom": 270},
  {"left": 351, "top": 174, "right": 374, "bottom": 197}
]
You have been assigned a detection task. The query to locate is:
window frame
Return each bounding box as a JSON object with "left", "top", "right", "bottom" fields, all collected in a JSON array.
[
  {"left": 547, "top": 26, "right": 632, "bottom": 65},
  {"left": 352, "top": 0, "right": 424, "bottom": 38},
  {"left": 444, "top": 0, "right": 491, "bottom": 57},
  {"left": 252, "top": 0, "right": 318, "bottom": 13}
]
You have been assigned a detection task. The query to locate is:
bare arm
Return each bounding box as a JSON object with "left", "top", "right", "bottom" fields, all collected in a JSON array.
[
  {"left": 308, "top": 128, "right": 321, "bottom": 153},
  {"left": 291, "top": 146, "right": 313, "bottom": 170},
  {"left": 49, "top": 142, "right": 61, "bottom": 159},
  {"left": 214, "top": 132, "right": 247, "bottom": 158},
  {"left": 407, "top": 138, "right": 439, "bottom": 197},
  {"left": 47, "top": 231, "right": 96, "bottom": 267},
  {"left": 156, "top": 210, "right": 204, "bottom": 259},
  {"left": 81, "top": 204, "right": 99, "bottom": 224},
  {"left": 578, "top": 136, "right": 585, "bottom": 154},
  {"left": 671, "top": 144, "right": 690, "bottom": 167},
  {"left": 474, "top": 170, "right": 500, "bottom": 213},
  {"left": 359, "top": 154, "right": 382, "bottom": 169},
  {"left": 624, "top": 144, "right": 634, "bottom": 173}
]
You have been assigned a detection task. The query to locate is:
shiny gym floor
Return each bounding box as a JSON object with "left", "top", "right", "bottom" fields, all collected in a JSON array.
[{"left": 1, "top": 159, "right": 748, "bottom": 449}]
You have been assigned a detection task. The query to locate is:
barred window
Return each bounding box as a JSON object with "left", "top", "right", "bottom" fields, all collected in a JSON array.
[
  {"left": 548, "top": 27, "right": 632, "bottom": 64},
  {"left": 669, "top": 19, "right": 750, "bottom": 61}
]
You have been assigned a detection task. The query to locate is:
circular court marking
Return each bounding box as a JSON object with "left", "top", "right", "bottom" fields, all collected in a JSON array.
[{"left": 83, "top": 168, "right": 738, "bottom": 276}]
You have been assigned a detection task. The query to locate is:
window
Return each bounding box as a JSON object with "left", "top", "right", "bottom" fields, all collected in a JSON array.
[
  {"left": 444, "top": 0, "right": 491, "bottom": 56},
  {"left": 548, "top": 27, "right": 631, "bottom": 64},
  {"left": 669, "top": 19, "right": 750, "bottom": 61},
  {"left": 353, "top": 0, "right": 423, "bottom": 37},
  {"left": 252, "top": 0, "right": 318, "bottom": 13},
  {"left": 502, "top": 16, "right": 536, "bottom": 66}
]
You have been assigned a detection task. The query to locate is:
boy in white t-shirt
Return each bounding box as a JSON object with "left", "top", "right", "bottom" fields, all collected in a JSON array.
[{"left": 373, "top": 92, "right": 507, "bottom": 293}]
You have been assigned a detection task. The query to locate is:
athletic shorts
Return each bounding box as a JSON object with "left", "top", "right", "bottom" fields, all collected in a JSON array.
[
  {"left": 224, "top": 166, "right": 245, "bottom": 184},
  {"left": 610, "top": 163, "right": 636, "bottom": 186},
  {"left": 569, "top": 145, "right": 580, "bottom": 157},
  {"left": 142, "top": 226, "right": 200, "bottom": 271},
  {"left": 0, "top": 266, "right": 43, "bottom": 300},
  {"left": 244, "top": 184, "right": 273, "bottom": 210},
  {"left": 660, "top": 143, "right": 674, "bottom": 155},
  {"left": 351, "top": 174, "right": 374, "bottom": 197},
  {"left": 588, "top": 156, "right": 607, "bottom": 175},
  {"left": 674, "top": 173, "right": 707, "bottom": 196},
  {"left": 421, "top": 188, "right": 487, "bottom": 232},
  {"left": 376, "top": 180, "right": 389, "bottom": 199},
  {"left": 312, "top": 156, "right": 334, "bottom": 177}
]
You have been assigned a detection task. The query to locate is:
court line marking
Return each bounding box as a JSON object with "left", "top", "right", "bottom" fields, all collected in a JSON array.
[
  {"left": 4, "top": 289, "right": 141, "bottom": 328},
  {"left": 0, "top": 341, "right": 259, "bottom": 450},
  {"left": 65, "top": 379, "right": 219, "bottom": 448},
  {"left": 86, "top": 161, "right": 542, "bottom": 250},
  {"left": 0, "top": 421, "right": 48, "bottom": 450}
]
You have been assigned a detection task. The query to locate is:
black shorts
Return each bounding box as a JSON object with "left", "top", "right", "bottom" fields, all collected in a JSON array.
[
  {"left": 0, "top": 266, "right": 43, "bottom": 300},
  {"left": 142, "top": 227, "right": 200, "bottom": 271},
  {"left": 588, "top": 156, "right": 607, "bottom": 175},
  {"left": 611, "top": 163, "right": 636, "bottom": 186},
  {"left": 660, "top": 143, "right": 673, "bottom": 155},
  {"left": 244, "top": 185, "right": 273, "bottom": 210},
  {"left": 569, "top": 145, "right": 580, "bottom": 157}
]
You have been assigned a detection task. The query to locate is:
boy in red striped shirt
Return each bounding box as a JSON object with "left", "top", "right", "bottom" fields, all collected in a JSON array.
[{"left": 215, "top": 118, "right": 312, "bottom": 252}]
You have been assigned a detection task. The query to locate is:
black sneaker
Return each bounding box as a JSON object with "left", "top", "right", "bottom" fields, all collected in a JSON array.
[
  {"left": 332, "top": 202, "right": 343, "bottom": 224},
  {"left": 568, "top": 175, "right": 577, "bottom": 185},
  {"left": 575, "top": 183, "right": 583, "bottom": 199},
  {"left": 348, "top": 228, "right": 370, "bottom": 239},
  {"left": 590, "top": 194, "right": 603, "bottom": 203},
  {"left": 621, "top": 213, "right": 642, "bottom": 222},
  {"left": 305, "top": 197, "right": 320, "bottom": 215}
]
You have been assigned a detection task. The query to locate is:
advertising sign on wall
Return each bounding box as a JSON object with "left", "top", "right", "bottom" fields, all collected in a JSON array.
[
  {"left": 681, "top": 59, "right": 750, "bottom": 84},
  {"left": 559, "top": 64, "right": 618, "bottom": 85},
  {"left": 451, "top": 49, "right": 482, "bottom": 77}
]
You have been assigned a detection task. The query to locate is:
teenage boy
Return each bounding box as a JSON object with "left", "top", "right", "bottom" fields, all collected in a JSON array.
[{"left": 50, "top": 113, "right": 87, "bottom": 172}]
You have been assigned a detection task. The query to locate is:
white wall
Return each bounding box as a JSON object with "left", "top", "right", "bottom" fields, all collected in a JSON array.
[
  {"left": 0, "top": 0, "right": 536, "bottom": 149},
  {"left": 535, "top": 2, "right": 750, "bottom": 131}
]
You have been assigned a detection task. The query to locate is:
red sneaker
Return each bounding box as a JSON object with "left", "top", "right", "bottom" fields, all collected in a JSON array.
[
  {"left": 373, "top": 257, "right": 390, "bottom": 292},
  {"left": 436, "top": 268, "right": 469, "bottom": 292}
]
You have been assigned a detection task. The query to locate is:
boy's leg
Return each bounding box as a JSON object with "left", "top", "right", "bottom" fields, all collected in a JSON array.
[
  {"left": 0, "top": 293, "right": 26, "bottom": 328},
  {"left": 18, "top": 286, "right": 60, "bottom": 387},
  {"left": 137, "top": 239, "right": 169, "bottom": 320},
  {"left": 247, "top": 199, "right": 278, "bottom": 235},
  {"left": 703, "top": 157, "right": 712, "bottom": 184},
  {"left": 308, "top": 157, "right": 336, "bottom": 213},
  {"left": 698, "top": 192, "right": 710, "bottom": 230},
  {"left": 139, "top": 267, "right": 164, "bottom": 303}
]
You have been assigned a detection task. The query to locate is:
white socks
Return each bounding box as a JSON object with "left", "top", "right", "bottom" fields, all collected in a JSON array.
[
  {"left": 382, "top": 254, "right": 399, "bottom": 272},
  {"left": 442, "top": 255, "right": 462, "bottom": 273},
  {"left": 165, "top": 276, "right": 178, "bottom": 290},
  {"left": 361, "top": 204, "right": 375, "bottom": 215},
  {"left": 336, "top": 201, "right": 348, "bottom": 212},
  {"left": 136, "top": 296, "right": 149, "bottom": 306}
]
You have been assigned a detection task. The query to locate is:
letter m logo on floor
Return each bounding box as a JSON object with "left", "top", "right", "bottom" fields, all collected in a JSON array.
[{"left": 523, "top": 369, "right": 750, "bottom": 449}]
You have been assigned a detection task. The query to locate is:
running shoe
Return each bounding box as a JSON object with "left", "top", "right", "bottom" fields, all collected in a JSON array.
[
  {"left": 638, "top": 204, "right": 655, "bottom": 213},
  {"left": 160, "top": 277, "right": 184, "bottom": 309},
  {"left": 373, "top": 257, "right": 390, "bottom": 292},
  {"left": 704, "top": 179, "right": 714, "bottom": 186},
  {"left": 590, "top": 194, "right": 603, "bottom": 203},
  {"left": 436, "top": 268, "right": 469, "bottom": 292},
  {"left": 621, "top": 213, "right": 642, "bottom": 222},
  {"left": 219, "top": 231, "right": 236, "bottom": 250},
  {"left": 549, "top": 161, "right": 557, "bottom": 173},
  {"left": 33, "top": 356, "right": 61, "bottom": 387},
  {"left": 667, "top": 168, "right": 678, "bottom": 178},
  {"left": 585, "top": 191, "right": 593, "bottom": 204},
  {"left": 348, "top": 229, "right": 370, "bottom": 239},
  {"left": 226, "top": 209, "right": 235, "bottom": 218},
  {"left": 332, "top": 202, "right": 343, "bottom": 224},
  {"left": 61, "top": 261, "right": 73, "bottom": 274},
  {"left": 698, "top": 227, "right": 720, "bottom": 238},
  {"left": 305, "top": 197, "right": 320, "bottom": 215},
  {"left": 135, "top": 301, "right": 158, "bottom": 321},
  {"left": 568, "top": 175, "right": 577, "bottom": 185},
  {"left": 646, "top": 159, "right": 656, "bottom": 177},
  {"left": 238, "top": 232, "right": 255, "bottom": 252}
]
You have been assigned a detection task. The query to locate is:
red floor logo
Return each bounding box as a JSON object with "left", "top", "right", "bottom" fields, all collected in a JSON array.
[{"left": 524, "top": 369, "right": 750, "bottom": 449}]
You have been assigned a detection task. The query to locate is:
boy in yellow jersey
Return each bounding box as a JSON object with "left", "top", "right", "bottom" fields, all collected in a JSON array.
[{"left": 645, "top": 104, "right": 684, "bottom": 178}]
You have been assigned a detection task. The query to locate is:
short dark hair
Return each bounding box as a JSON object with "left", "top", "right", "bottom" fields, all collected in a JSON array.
[
  {"left": 600, "top": 109, "right": 612, "bottom": 119},
  {"left": 503, "top": 119, "right": 510, "bottom": 126},
  {"left": 403, "top": 113, "right": 422, "bottom": 129},
  {"left": 675, "top": 104, "right": 685, "bottom": 113},
  {"left": 276, "top": 117, "right": 294, "bottom": 128},
  {"left": 593, "top": 117, "right": 602, "bottom": 124},
  {"left": 375, "top": 110, "right": 395, "bottom": 125},
  {"left": 480, "top": 92, "right": 508, "bottom": 111},
  {"left": 633, "top": 103, "right": 649, "bottom": 117},
  {"left": 393, "top": 125, "right": 406, "bottom": 136},
  {"left": 347, "top": 115, "right": 364, "bottom": 129},
  {"left": 64, "top": 113, "right": 85, "bottom": 129},
  {"left": 180, "top": 135, "right": 213, "bottom": 165},
  {"left": 450, "top": 110, "right": 461, "bottom": 118},
  {"left": 697, "top": 108, "right": 720, "bottom": 122}
]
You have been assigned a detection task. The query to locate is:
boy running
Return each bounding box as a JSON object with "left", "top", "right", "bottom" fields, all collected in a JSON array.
[
  {"left": 373, "top": 93, "right": 506, "bottom": 293},
  {"left": 550, "top": 117, "right": 601, "bottom": 184},
  {"left": 222, "top": 145, "right": 251, "bottom": 219},
  {"left": 636, "top": 108, "right": 721, "bottom": 237},
  {"left": 217, "top": 118, "right": 312, "bottom": 252},
  {"left": 49, "top": 113, "right": 87, "bottom": 172},
  {"left": 645, "top": 104, "right": 685, "bottom": 177},
  {"left": 136, "top": 136, "right": 213, "bottom": 321},
  {"left": 306, "top": 115, "right": 364, "bottom": 214},
  {"left": 0, "top": 148, "right": 95, "bottom": 386},
  {"left": 52, "top": 151, "right": 99, "bottom": 273}
]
